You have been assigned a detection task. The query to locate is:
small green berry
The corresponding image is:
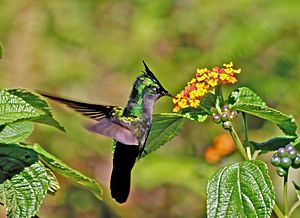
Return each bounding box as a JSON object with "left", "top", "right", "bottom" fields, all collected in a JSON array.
[
  {"left": 212, "top": 114, "right": 221, "bottom": 123},
  {"left": 271, "top": 155, "right": 281, "bottom": 166},
  {"left": 228, "top": 111, "right": 238, "bottom": 120},
  {"left": 221, "top": 112, "right": 229, "bottom": 122},
  {"left": 222, "top": 105, "right": 230, "bottom": 112},
  {"left": 277, "top": 147, "right": 287, "bottom": 157},
  {"left": 222, "top": 121, "right": 232, "bottom": 130},
  {"left": 285, "top": 144, "right": 295, "bottom": 152},
  {"left": 288, "top": 149, "right": 297, "bottom": 160},
  {"left": 292, "top": 155, "right": 300, "bottom": 169},
  {"left": 280, "top": 156, "right": 292, "bottom": 169},
  {"left": 277, "top": 167, "right": 288, "bottom": 177}
]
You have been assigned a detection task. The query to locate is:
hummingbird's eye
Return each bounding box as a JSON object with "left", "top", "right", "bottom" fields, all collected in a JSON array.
[{"left": 152, "top": 86, "right": 160, "bottom": 93}]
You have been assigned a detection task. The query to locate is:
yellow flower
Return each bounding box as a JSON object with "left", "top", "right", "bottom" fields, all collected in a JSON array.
[
  {"left": 173, "top": 106, "right": 181, "bottom": 112},
  {"left": 172, "top": 62, "right": 241, "bottom": 112},
  {"left": 172, "top": 94, "right": 182, "bottom": 104},
  {"left": 207, "top": 78, "right": 218, "bottom": 87},
  {"left": 224, "top": 68, "right": 233, "bottom": 74},
  {"left": 223, "top": 62, "right": 233, "bottom": 68},
  {"left": 227, "top": 77, "right": 237, "bottom": 84},
  {"left": 196, "top": 74, "right": 208, "bottom": 82},
  {"left": 178, "top": 99, "right": 188, "bottom": 108},
  {"left": 189, "top": 99, "right": 200, "bottom": 108},
  {"left": 208, "top": 71, "right": 219, "bottom": 79},
  {"left": 197, "top": 68, "right": 208, "bottom": 75},
  {"left": 219, "top": 73, "right": 230, "bottom": 81},
  {"left": 233, "top": 68, "right": 241, "bottom": 74},
  {"left": 187, "top": 78, "right": 197, "bottom": 85},
  {"left": 189, "top": 90, "right": 199, "bottom": 99}
]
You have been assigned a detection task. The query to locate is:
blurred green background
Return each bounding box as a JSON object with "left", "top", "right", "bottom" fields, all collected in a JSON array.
[{"left": 0, "top": 0, "right": 299, "bottom": 217}]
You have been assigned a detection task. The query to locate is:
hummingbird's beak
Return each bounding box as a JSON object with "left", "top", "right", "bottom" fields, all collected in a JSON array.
[{"left": 163, "top": 90, "right": 174, "bottom": 98}]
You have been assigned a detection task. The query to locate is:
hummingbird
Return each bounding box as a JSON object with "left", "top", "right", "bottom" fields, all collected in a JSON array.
[{"left": 39, "top": 61, "right": 173, "bottom": 203}]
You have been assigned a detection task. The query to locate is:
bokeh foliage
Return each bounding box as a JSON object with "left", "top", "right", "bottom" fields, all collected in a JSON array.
[{"left": 0, "top": 0, "right": 299, "bottom": 217}]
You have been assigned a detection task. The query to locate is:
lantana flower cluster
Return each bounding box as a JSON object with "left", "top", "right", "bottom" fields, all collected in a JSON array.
[{"left": 172, "top": 62, "right": 241, "bottom": 112}]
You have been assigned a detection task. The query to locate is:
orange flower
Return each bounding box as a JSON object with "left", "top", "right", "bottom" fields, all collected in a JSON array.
[
  {"left": 172, "top": 62, "right": 241, "bottom": 112},
  {"left": 204, "top": 133, "right": 236, "bottom": 164}
]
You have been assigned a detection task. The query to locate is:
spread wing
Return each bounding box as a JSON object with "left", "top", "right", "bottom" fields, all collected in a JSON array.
[
  {"left": 39, "top": 92, "right": 138, "bottom": 145},
  {"left": 38, "top": 92, "right": 114, "bottom": 121}
]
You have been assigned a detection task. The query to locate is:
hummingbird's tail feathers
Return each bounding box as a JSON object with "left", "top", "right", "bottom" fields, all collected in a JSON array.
[
  {"left": 110, "top": 142, "right": 139, "bottom": 203},
  {"left": 88, "top": 118, "right": 139, "bottom": 145},
  {"left": 38, "top": 92, "right": 116, "bottom": 121}
]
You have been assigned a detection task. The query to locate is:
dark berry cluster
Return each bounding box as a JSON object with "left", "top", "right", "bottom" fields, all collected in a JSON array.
[
  {"left": 212, "top": 105, "right": 238, "bottom": 130},
  {"left": 271, "top": 144, "right": 300, "bottom": 177}
]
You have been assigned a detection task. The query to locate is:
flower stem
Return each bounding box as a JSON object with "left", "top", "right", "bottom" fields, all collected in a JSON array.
[
  {"left": 228, "top": 126, "right": 248, "bottom": 160},
  {"left": 216, "top": 86, "right": 224, "bottom": 104},
  {"left": 242, "top": 112, "right": 249, "bottom": 142},
  {"left": 284, "top": 174, "right": 289, "bottom": 217}
]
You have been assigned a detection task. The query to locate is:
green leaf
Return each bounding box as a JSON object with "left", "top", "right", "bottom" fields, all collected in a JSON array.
[
  {"left": 180, "top": 107, "right": 208, "bottom": 122},
  {"left": 197, "top": 91, "right": 217, "bottom": 115},
  {"left": 250, "top": 135, "right": 297, "bottom": 152},
  {"left": 7, "top": 89, "right": 65, "bottom": 131},
  {"left": 30, "top": 143, "right": 102, "bottom": 200},
  {"left": 0, "top": 144, "right": 38, "bottom": 183},
  {"left": 292, "top": 138, "right": 300, "bottom": 152},
  {"left": 179, "top": 92, "right": 216, "bottom": 122},
  {"left": 229, "top": 87, "right": 297, "bottom": 135},
  {"left": 142, "top": 113, "right": 184, "bottom": 158},
  {"left": 46, "top": 168, "right": 60, "bottom": 194},
  {"left": 0, "top": 161, "right": 50, "bottom": 218},
  {"left": 293, "top": 181, "right": 300, "bottom": 200},
  {"left": 207, "top": 160, "right": 275, "bottom": 218},
  {"left": 0, "top": 121, "right": 33, "bottom": 144},
  {"left": 0, "top": 89, "right": 42, "bottom": 125}
]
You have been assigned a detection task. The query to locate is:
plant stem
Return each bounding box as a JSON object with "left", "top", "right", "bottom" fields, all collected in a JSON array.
[
  {"left": 273, "top": 204, "right": 285, "bottom": 218},
  {"left": 242, "top": 112, "right": 248, "bottom": 142},
  {"left": 229, "top": 126, "right": 248, "bottom": 160},
  {"left": 284, "top": 174, "right": 289, "bottom": 217},
  {"left": 216, "top": 86, "right": 224, "bottom": 104},
  {"left": 215, "top": 86, "right": 223, "bottom": 114}
]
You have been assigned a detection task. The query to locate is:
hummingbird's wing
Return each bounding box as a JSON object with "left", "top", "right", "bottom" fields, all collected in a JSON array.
[
  {"left": 39, "top": 92, "right": 139, "bottom": 145},
  {"left": 88, "top": 118, "right": 139, "bottom": 145},
  {"left": 38, "top": 92, "right": 114, "bottom": 120}
]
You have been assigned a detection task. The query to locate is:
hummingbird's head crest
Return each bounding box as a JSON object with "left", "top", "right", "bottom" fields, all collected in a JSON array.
[{"left": 139, "top": 61, "right": 173, "bottom": 98}]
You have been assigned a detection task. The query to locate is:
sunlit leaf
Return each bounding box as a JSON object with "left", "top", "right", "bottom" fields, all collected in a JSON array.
[
  {"left": 0, "top": 161, "right": 50, "bottom": 218},
  {"left": 30, "top": 143, "right": 102, "bottom": 200},
  {"left": 229, "top": 87, "right": 297, "bottom": 135},
  {"left": 207, "top": 160, "right": 275, "bottom": 218},
  {"left": 142, "top": 113, "right": 184, "bottom": 158},
  {"left": 0, "top": 121, "right": 33, "bottom": 144},
  {"left": 250, "top": 135, "right": 297, "bottom": 152},
  {"left": 0, "top": 143, "right": 38, "bottom": 183}
]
